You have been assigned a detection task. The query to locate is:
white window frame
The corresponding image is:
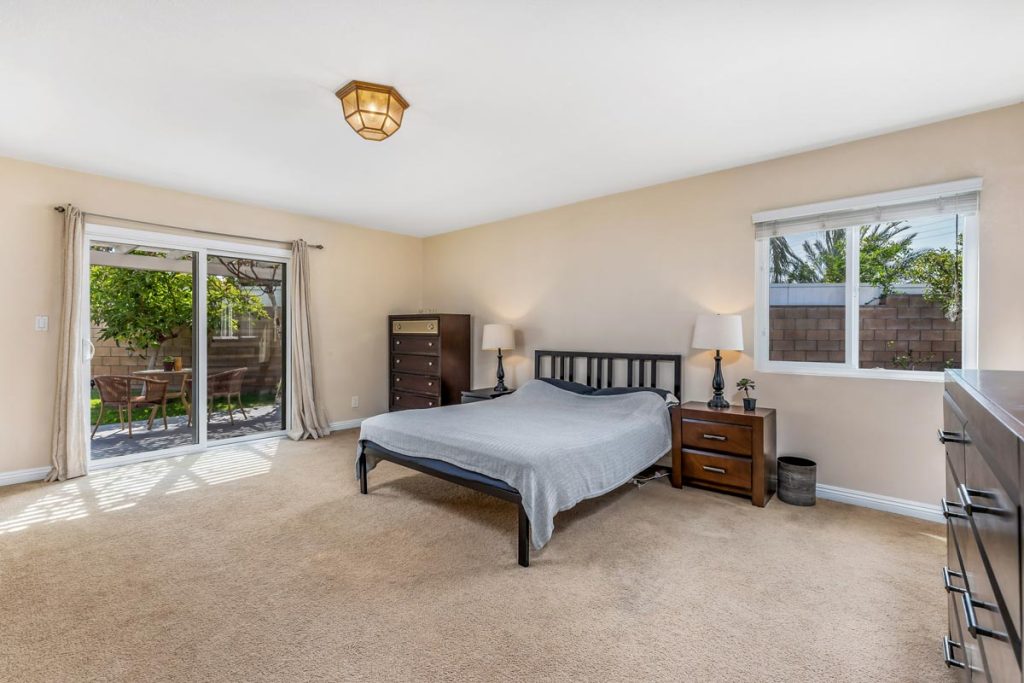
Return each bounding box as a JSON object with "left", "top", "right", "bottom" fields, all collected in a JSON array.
[
  {"left": 82, "top": 222, "right": 293, "bottom": 470},
  {"left": 753, "top": 181, "right": 980, "bottom": 382}
]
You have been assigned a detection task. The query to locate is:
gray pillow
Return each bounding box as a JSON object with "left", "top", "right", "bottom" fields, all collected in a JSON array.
[
  {"left": 538, "top": 378, "right": 597, "bottom": 394},
  {"left": 591, "top": 386, "right": 671, "bottom": 400}
]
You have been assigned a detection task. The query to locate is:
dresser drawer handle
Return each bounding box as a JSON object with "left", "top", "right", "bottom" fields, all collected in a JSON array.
[
  {"left": 956, "top": 483, "right": 1003, "bottom": 517},
  {"left": 427, "top": 382, "right": 433, "bottom": 387},
  {"left": 702, "top": 465, "right": 727, "bottom": 475},
  {"left": 941, "top": 498, "right": 967, "bottom": 520},
  {"left": 427, "top": 361, "right": 433, "bottom": 367},
  {"left": 395, "top": 358, "right": 401, "bottom": 364},
  {"left": 937, "top": 428, "right": 969, "bottom": 444},
  {"left": 943, "top": 636, "right": 966, "bottom": 669},
  {"left": 702, "top": 434, "right": 727, "bottom": 442},
  {"left": 395, "top": 340, "right": 401, "bottom": 345},
  {"left": 428, "top": 401, "right": 434, "bottom": 407},
  {"left": 961, "top": 592, "right": 1009, "bottom": 642},
  {"left": 943, "top": 566, "right": 966, "bottom": 594}
]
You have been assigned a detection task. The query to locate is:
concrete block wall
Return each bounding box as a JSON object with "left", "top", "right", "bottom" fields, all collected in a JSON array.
[{"left": 769, "top": 294, "right": 961, "bottom": 371}]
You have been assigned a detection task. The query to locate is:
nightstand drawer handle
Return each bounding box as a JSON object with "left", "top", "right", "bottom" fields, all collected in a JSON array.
[
  {"left": 702, "top": 465, "right": 727, "bottom": 475},
  {"left": 702, "top": 434, "right": 727, "bottom": 441}
]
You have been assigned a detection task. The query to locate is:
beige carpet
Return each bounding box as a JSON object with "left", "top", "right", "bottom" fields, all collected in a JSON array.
[{"left": 1, "top": 430, "right": 954, "bottom": 682}]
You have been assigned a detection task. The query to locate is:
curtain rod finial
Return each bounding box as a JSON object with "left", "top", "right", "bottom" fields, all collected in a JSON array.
[{"left": 53, "top": 205, "right": 66, "bottom": 213}]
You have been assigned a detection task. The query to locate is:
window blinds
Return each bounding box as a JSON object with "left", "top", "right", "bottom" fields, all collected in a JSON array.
[{"left": 752, "top": 178, "right": 982, "bottom": 240}]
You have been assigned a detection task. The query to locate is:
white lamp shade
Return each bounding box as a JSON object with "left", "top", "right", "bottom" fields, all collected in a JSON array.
[
  {"left": 691, "top": 314, "right": 744, "bottom": 351},
  {"left": 481, "top": 323, "right": 515, "bottom": 351}
]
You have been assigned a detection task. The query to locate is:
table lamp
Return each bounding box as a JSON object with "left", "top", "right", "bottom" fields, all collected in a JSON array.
[
  {"left": 691, "top": 314, "right": 744, "bottom": 409},
  {"left": 482, "top": 323, "right": 515, "bottom": 393}
]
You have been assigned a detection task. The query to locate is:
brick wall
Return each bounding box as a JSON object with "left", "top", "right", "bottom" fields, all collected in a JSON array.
[
  {"left": 769, "top": 294, "right": 961, "bottom": 371},
  {"left": 89, "top": 327, "right": 192, "bottom": 377},
  {"left": 90, "top": 317, "right": 283, "bottom": 395}
]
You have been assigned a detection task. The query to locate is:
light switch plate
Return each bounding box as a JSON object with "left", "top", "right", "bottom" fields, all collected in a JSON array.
[{"left": 34, "top": 315, "right": 48, "bottom": 331}]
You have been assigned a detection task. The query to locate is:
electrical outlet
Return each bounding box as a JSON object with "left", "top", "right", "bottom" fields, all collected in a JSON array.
[
  {"left": 34, "top": 315, "right": 48, "bottom": 332},
  {"left": 351, "top": 396, "right": 359, "bottom": 408}
]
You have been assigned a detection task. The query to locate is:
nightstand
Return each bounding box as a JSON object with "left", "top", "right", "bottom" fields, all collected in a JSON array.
[
  {"left": 461, "top": 388, "right": 517, "bottom": 404},
  {"left": 671, "top": 402, "right": 776, "bottom": 506}
]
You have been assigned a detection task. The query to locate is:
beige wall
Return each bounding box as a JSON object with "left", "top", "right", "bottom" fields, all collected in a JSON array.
[
  {"left": 1, "top": 157, "right": 422, "bottom": 474},
  {"left": 423, "top": 104, "right": 1024, "bottom": 505}
]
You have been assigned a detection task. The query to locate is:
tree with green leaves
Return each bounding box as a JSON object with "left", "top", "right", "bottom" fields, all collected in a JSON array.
[
  {"left": 858, "top": 222, "right": 921, "bottom": 300},
  {"left": 770, "top": 221, "right": 923, "bottom": 300},
  {"left": 910, "top": 234, "right": 962, "bottom": 322},
  {"left": 91, "top": 258, "right": 268, "bottom": 367}
]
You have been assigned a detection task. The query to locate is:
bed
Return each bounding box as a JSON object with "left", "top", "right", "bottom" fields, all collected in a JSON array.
[{"left": 356, "top": 350, "right": 682, "bottom": 567}]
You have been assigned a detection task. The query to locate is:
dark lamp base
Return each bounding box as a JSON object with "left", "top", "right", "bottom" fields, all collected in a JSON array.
[{"left": 707, "top": 395, "right": 730, "bottom": 409}]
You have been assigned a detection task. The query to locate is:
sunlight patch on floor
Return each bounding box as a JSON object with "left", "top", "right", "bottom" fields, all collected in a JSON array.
[
  {"left": 0, "top": 440, "right": 280, "bottom": 534},
  {"left": 166, "top": 442, "right": 276, "bottom": 493}
]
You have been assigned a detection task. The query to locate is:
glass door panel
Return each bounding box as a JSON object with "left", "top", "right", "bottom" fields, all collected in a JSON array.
[
  {"left": 88, "top": 241, "right": 197, "bottom": 458},
  {"left": 205, "top": 255, "right": 286, "bottom": 440}
]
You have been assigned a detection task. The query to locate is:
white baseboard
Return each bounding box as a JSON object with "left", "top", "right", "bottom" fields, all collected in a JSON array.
[
  {"left": 330, "top": 418, "right": 365, "bottom": 432},
  {"left": 0, "top": 466, "right": 50, "bottom": 487},
  {"left": 816, "top": 483, "right": 943, "bottom": 524}
]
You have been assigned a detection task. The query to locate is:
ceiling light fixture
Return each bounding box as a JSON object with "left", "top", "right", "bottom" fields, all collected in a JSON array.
[{"left": 335, "top": 80, "right": 409, "bottom": 141}]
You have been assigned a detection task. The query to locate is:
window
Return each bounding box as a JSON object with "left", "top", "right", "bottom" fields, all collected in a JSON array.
[{"left": 754, "top": 179, "right": 979, "bottom": 380}]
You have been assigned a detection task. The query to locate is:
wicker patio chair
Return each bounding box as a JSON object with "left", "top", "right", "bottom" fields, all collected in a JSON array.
[
  {"left": 208, "top": 367, "right": 248, "bottom": 425},
  {"left": 92, "top": 375, "right": 170, "bottom": 438}
]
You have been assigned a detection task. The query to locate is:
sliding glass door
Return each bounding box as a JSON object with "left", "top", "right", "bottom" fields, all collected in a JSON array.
[
  {"left": 206, "top": 255, "right": 286, "bottom": 441},
  {"left": 85, "top": 224, "right": 290, "bottom": 465},
  {"left": 88, "top": 241, "right": 199, "bottom": 458}
]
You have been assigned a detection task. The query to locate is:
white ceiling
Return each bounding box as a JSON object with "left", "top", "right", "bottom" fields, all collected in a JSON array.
[{"left": 1, "top": 1, "right": 1022, "bottom": 236}]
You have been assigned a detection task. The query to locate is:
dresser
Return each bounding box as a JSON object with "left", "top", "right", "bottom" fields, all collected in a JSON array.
[
  {"left": 671, "top": 402, "right": 776, "bottom": 506},
  {"left": 942, "top": 370, "right": 1024, "bottom": 681},
  {"left": 389, "top": 314, "right": 470, "bottom": 411}
]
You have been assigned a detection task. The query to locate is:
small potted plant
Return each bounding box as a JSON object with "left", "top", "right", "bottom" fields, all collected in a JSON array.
[
  {"left": 736, "top": 378, "right": 757, "bottom": 411},
  {"left": 162, "top": 355, "right": 175, "bottom": 371}
]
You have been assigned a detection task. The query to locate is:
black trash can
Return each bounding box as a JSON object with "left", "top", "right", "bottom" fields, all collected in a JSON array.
[{"left": 778, "top": 456, "right": 817, "bottom": 506}]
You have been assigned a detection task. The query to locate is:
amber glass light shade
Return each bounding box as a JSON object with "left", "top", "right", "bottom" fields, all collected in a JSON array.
[{"left": 335, "top": 81, "right": 409, "bottom": 141}]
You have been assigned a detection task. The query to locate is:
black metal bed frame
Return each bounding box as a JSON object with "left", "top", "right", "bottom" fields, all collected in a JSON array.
[{"left": 357, "top": 349, "right": 683, "bottom": 568}]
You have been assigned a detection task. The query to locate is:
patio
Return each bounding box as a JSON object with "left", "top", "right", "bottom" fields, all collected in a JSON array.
[{"left": 91, "top": 404, "right": 283, "bottom": 459}]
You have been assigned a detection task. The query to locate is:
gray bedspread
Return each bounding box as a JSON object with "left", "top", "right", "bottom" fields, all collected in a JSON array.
[{"left": 356, "top": 379, "right": 672, "bottom": 549}]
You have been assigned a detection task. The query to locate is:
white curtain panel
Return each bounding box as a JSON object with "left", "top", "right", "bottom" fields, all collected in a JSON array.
[
  {"left": 46, "top": 205, "right": 89, "bottom": 481},
  {"left": 288, "top": 239, "right": 330, "bottom": 440}
]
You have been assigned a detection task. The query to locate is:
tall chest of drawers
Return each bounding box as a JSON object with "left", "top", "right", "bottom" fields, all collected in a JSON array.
[
  {"left": 388, "top": 314, "right": 470, "bottom": 411},
  {"left": 942, "top": 370, "right": 1024, "bottom": 681}
]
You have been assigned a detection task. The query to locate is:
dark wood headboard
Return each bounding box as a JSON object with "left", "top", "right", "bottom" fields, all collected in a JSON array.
[{"left": 534, "top": 350, "right": 682, "bottom": 398}]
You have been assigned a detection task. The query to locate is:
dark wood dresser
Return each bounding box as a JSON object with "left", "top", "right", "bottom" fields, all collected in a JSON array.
[
  {"left": 389, "top": 314, "right": 470, "bottom": 411},
  {"left": 671, "top": 402, "right": 776, "bottom": 507},
  {"left": 943, "top": 370, "right": 1024, "bottom": 681}
]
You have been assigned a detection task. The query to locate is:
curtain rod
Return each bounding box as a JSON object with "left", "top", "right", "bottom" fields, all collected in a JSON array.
[{"left": 52, "top": 206, "right": 324, "bottom": 250}]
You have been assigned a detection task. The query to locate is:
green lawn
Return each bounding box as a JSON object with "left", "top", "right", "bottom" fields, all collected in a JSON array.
[{"left": 90, "top": 391, "right": 277, "bottom": 426}]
